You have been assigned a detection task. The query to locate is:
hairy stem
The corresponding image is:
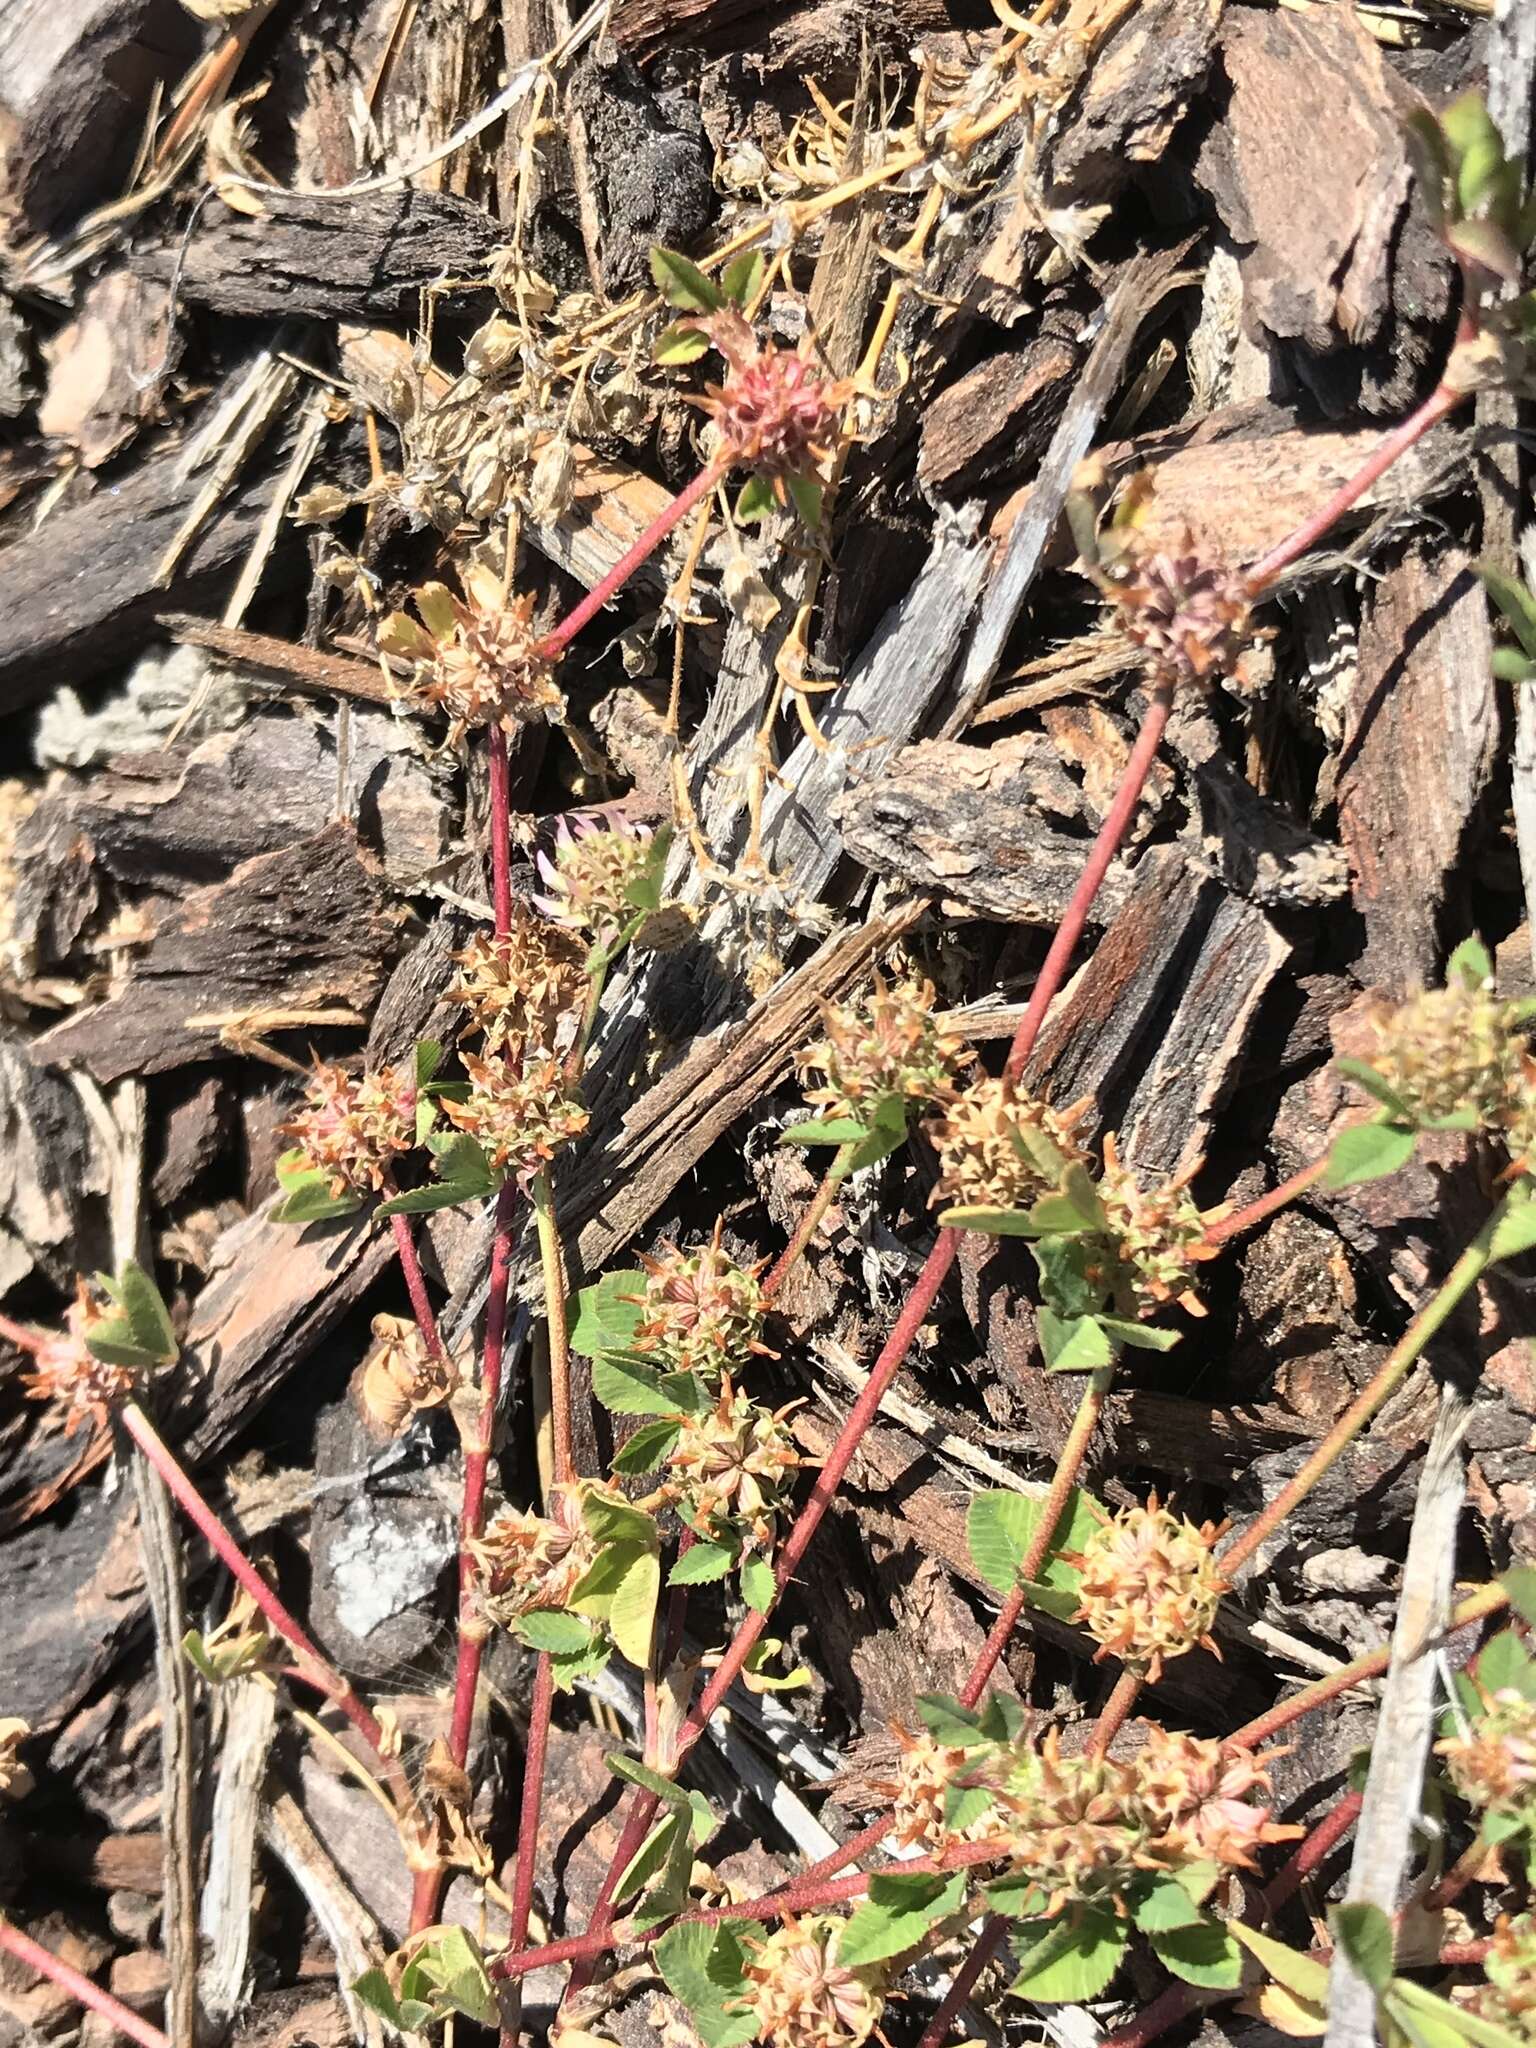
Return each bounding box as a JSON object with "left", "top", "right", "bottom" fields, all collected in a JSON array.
[
  {"left": 536, "top": 461, "right": 727, "bottom": 664},
  {"left": 1203, "top": 1154, "right": 1329, "bottom": 1247},
  {"left": 389, "top": 1212, "right": 448, "bottom": 1360},
  {"left": 532, "top": 1171, "right": 575, "bottom": 1487},
  {"left": 0, "top": 1918, "right": 171, "bottom": 2048},
  {"left": 1221, "top": 1193, "right": 1516, "bottom": 1579},
  {"left": 1090, "top": 1667, "right": 1143, "bottom": 1759},
  {"left": 1230, "top": 1581, "right": 1509, "bottom": 1750},
  {"left": 1245, "top": 371, "right": 1465, "bottom": 593},
  {"left": 962, "top": 1365, "right": 1114, "bottom": 1707},
  {"left": 763, "top": 1142, "right": 857, "bottom": 1298},
  {"left": 916, "top": 1914, "right": 1009, "bottom": 2048},
  {"left": 501, "top": 1649, "right": 556, "bottom": 2042},
  {"left": 487, "top": 726, "right": 513, "bottom": 936}
]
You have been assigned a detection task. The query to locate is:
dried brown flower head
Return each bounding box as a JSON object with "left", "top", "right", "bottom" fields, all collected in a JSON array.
[
  {"left": 1130, "top": 1726, "right": 1299, "bottom": 1872},
  {"left": 929, "top": 1075, "right": 1088, "bottom": 1213},
  {"left": 1439, "top": 1687, "right": 1536, "bottom": 1826},
  {"left": 19, "top": 1280, "right": 134, "bottom": 1437},
  {"left": 358, "top": 1314, "right": 456, "bottom": 1436},
  {"left": 1066, "top": 1496, "right": 1229, "bottom": 1683},
  {"left": 441, "top": 1051, "right": 588, "bottom": 1184},
  {"left": 741, "top": 1915, "right": 884, "bottom": 2048},
  {"left": 445, "top": 913, "right": 584, "bottom": 1056},
  {"left": 631, "top": 1226, "right": 769, "bottom": 1379},
  {"left": 534, "top": 813, "right": 658, "bottom": 947},
  {"left": 281, "top": 1060, "right": 417, "bottom": 1200},
  {"left": 1103, "top": 533, "right": 1254, "bottom": 689},
  {"left": 1357, "top": 978, "right": 1528, "bottom": 1133},
  {"left": 0, "top": 1718, "right": 33, "bottom": 1800},
  {"left": 800, "top": 975, "right": 967, "bottom": 1119},
  {"left": 701, "top": 310, "right": 849, "bottom": 492},
  {"left": 377, "top": 562, "right": 565, "bottom": 746},
  {"left": 1097, "top": 1134, "right": 1218, "bottom": 1317},
  {"left": 658, "top": 1380, "right": 801, "bottom": 1551},
  {"left": 473, "top": 1484, "right": 596, "bottom": 1623}
]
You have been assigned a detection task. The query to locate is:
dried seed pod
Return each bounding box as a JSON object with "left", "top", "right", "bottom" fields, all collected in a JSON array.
[
  {"left": 525, "top": 437, "right": 576, "bottom": 524},
  {"left": 800, "top": 974, "right": 966, "bottom": 1120},
  {"left": 445, "top": 913, "right": 584, "bottom": 1057},
  {"left": 19, "top": 1280, "right": 134, "bottom": 1436},
  {"left": 1097, "top": 1134, "right": 1218, "bottom": 1317},
  {"left": 464, "top": 316, "right": 521, "bottom": 380},
  {"left": 722, "top": 551, "right": 781, "bottom": 630},
  {"left": 358, "top": 1314, "right": 456, "bottom": 1436},
  {"left": 376, "top": 562, "right": 565, "bottom": 746},
  {"left": 1439, "top": 1687, "right": 1536, "bottom": 1825},
  {"left": 473, "top": 1484, "right": 597, "bottom": 1622},
  {"left": 1357, "top": 977, "right": 1529, "bottom": 1134}
]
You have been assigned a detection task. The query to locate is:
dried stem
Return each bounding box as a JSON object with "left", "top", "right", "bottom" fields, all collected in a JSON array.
[
  {"left": 0, "top": 1918, "right": 171, "bottom": 2048},
  {"left": 532, "top": 1170, "right": 575, "bottom": 1486},
  {"left": 1221, "top": 1193, "right": 1517, "bottom": 1579}
]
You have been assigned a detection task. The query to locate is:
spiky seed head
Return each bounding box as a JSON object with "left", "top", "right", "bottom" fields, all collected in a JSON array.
[
  {"left": 700, "top": 311, "right": 849, "bottom": 489},
  {"left": 533, "top": 812, "right": 658, "bottom": 946},
  {"left": 376, "top": 563, "right": 565, "bottom": 746},
  {"left": 1097, "top": 1134, "right": 1218, "bottom": 1317},
  {"left": 0, "top": 1719, "right": 32, "bottom": 1801},
  {"left": 741, "top": 1915, "right": 884, "bottom": 2048},
  {"left": 1067, "top": 1496, "right": 1229, "bottom": 1683},
  {"left": 280, "top": 1060, "right": 417, "bottom": 1199},
  {"left": 1356, "top": 979, "right": 1528, "bottom": 1132},
  {"left": 877, "top": 1727, "right": 1006, "bottom": 1853},
  {"left": 800, "top": 974, "right": 967, "bottom": 1119},
  {"left": 1438, "top": 1687, "right": 1536, "bottom": 1825},
  {"left": 1103, "top": 536, "right": 1254, "bottom": 689},
  {"left": 18, "top": 1280, "right": 135, "bottom": 1437},
  {"left": 440, "top": 1052, "right": 588, "bottom": 1184},
  {"left": 446, "top": 913, "right": 585, "bottom": 1057},
  {"left": 473, "top": 1484, "right": 596, "bottom": 1622},
  {"left": 358, "top": 1314, "right": 456, "bottom": 1436},
  {"left": 928, "top": 1074, "right": 1088, "bottom": 1213},
  {"left": 630, "top": 1225, "right": 769, "bottom": 1379},
  {"left": 1129, "top": 1726, "right": 1299, "bottom": 1870},
  {"left": 660, "top": 1380, "right": 801, "bottom": 1551}
]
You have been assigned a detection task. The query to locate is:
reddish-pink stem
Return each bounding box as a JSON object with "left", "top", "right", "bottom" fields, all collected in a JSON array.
[
  {"left": 500, "top": 1649, "right": 556, "bottom": 2039},
  {"left": 487, "top": 726, "right": 513, "bottom": 934},
  {"left": 0, "top": 1919, "right": 171, "bottom": 2048},
  {"left": 1003, "top": 684, "right": 1173, "bottom": 1087},
  {"left": 389, "top": 1213, "right": 447, "bottom": 1359},
  {"left": 0, "top": 1310, "right": 42, "bottom": 1355},
  {"left": 1090, "top": 1668, "right": 1143, "bottom": 1758},
  {"left": 1203, "top": 1156, "right": 1328, "bottom": 1247},
  {"left": 916, "top": 1914, "right": 1009, "bottom": 2048},
  {"left": 1245, "top": 371, "right": 1465, "bottom": 593},
  {"left": 535, "top": 463, "right": 725, "bottom": 664},
  {"left": 1264, "top": 1790, "right": 1363, "bottom": 1910}
]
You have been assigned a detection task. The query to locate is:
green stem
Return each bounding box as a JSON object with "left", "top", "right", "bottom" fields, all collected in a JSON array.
[
  {"left": 1221, "top": 1192, "right": 1518, "bottom": 1580},
  {"left": 532, "top": 1171, "right": 574, "bottom": 1487}
]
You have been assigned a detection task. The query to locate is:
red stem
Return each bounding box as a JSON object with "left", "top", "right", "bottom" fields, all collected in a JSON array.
[
  {"left": 389, "top": 1213, "right": 447, "bottom": 1359},
  {"left": 0, "top": 1311, "right": 42, "bottom": 1355},
  {"left": 916, "top": 1914, "right": 1009, "bottom": 2048},
  {"left": 1264, "top": 1790, "right": 1363, "bottom": 1910},
  {"left": 0, "top": 1919, "right": 170, "bottom": 2048},
  {"left": 535, "top": 463, "right": 725, "bottom": 664},
  {"left": 500, "top": 1650, "right": 556, "bottom": 2040},
  {"left": 1203, "top": 1156, "right": 1329, "bottom": 1247},
  {"left": 1245, "top": 372, "right": 1465, "bottom": 593},
  {"left": 487, "top": 726, "right": 513, "bottom": 934}
]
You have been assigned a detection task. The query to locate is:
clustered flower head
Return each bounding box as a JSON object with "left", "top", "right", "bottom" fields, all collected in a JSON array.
[
  {"left": 446, "top": 913, "right": 584, "bottom": 1056},
  {"left": 1438, "top": 1686, "right": 1536, "bottom": 1828},
  {"left": 878, "top": 1726, "right": 1011, "bottom": 1854},
  {"left": 700, "top": 308, "right": 850, "bottom": 492},
  {"left": 997, "top": 1725, "right": 1299, "bottom": 1916},
  {"left": 534, "top": 812, "right": 657, "bottom": 948},
  {"left": 1101, "top": 530, "right": 1254, "bottom": 690},
  {"left": 18, "top": 1280, "right": 134, "bottom": 1436},
  {"left": 472, "top": 1484, "right": 596, "bottom": 1624},
  {"left": 929, "top": 1074, "right": 1088, "bottom": 1213},
  {"left": 441, "top": 1051, "right": 588, "bottom": 1184},
  {"left": 1357, "top": 975, "right": 1530, "bottom": 1134},
  {"left": 376, "top": 561, "right": 565, "bottom": 746},
  {"left": 629, "top": 1226, "right": 769, "bottom": 1380},
  {"left": 740, "top": 1914, "right": 885, "bottom": 2048},
  {"left": 1096, "top": 1135, "right": 1218, "bottom": 1318},
  {"left": 1067, "top": 1496, "right": 1230, "bottom": 1683},
  {"left": 358, "top": 1314, "right": 457, "bottom": 1436},
  {"left": 800, "top": 974, "right": 966, "bottom": 1119},
  {"left": 281, "top": 1059, "right": 417, "bottom": 1199},
  {"left": 1471, "top": 1913, "right": 1536, "bottom": 2038},
  {"left": 0, "top": 1718, "right": 33, "bottom": 1800},
  {"left": 654, "top": 1380, "right": 801, "bottom": 1552}
]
